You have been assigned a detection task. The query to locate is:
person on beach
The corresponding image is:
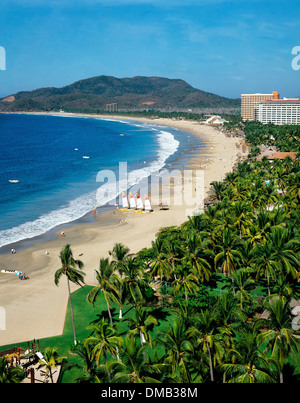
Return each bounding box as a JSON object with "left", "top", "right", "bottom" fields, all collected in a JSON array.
[
  {"left": 11, "top": 248, "right": 16, "bottom": 254},
  {"left": 61, "top": 231, "right": 65, "bottom": 237}
]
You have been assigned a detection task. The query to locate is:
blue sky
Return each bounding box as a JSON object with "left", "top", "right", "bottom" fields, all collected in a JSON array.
[{"left": 0, "top": 0, "right": 299, "bottom": 99}]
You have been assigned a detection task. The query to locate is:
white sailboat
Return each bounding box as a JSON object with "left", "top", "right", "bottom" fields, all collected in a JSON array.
[
  {"left": 122, "top": 192, "right": 129, "bottom": 209},
  {"left": 129, "top": 192, "right": 136, "bottom": 209},
  {"left": 144, "top": 195, "right": 152, "bottom": 211},
  {"left": 136, "top": 193, "right": 144, "bottom": 210}
]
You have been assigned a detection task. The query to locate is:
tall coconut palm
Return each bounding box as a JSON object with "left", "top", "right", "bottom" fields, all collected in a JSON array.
[
  {"left": 232, "top": 200, "right": 253, "bottom": 238},
  {"left": 266, "top": 227, "right": 299, "bottom": 280},
  {"left": 54, "top": 244, "right": 85, "bottom": 346},
  {"left": 230, "top": 269, "right": 255, "bottom": 310},
  {"left": 111, "top": 334, "right": 167, "bottom": 383},
  {"left": 172, "top": 265, "right": 199, "bottom": 301},
  {"left": 211, "top": 181, "right": 226, "bottom": 201},
  {"left": 258, "top": 295, "right": 300, "bottom": 383},
  {"left": 87, "top": 257, "right": 118, "bottom": 327},
  {"left": 221, "top": 330, "right": 279, "bottom": 383},
  {"left": 213, "top": 291, "right": 247, "bottom": 331},
  {"left": 69, "top": 342, "right": 102, "bottom": 383},
  {"left": 158, "top": 318, "right": 194, "bottom": 383},
  {"left": 84, "top": 318, "right": 122, "bottom": 381},
  {"left": 125, "top": 305, "right": 158, "bottom": 345},
  {"left": 149, "top": 238, "right": 172, "bottom": 282},
  {"left": 187, "top": 310, "right": 223, "bottom": 382},
  {"left": 121, "top": 256, "right": 149, "bottom": 307},
  {"left": 37, "top": 347, "right": 66, "bottom": 383},
  {"left": 109, "top": 243, "right": 130, "bottom": 319},
  {"left": 250, "top": 241, "right": 279, "bottom": 296},
  {"left": 182, "top": 233, "right": 213, "bottom": 284},
  {"left": 214, "top": 227, "right": 243, "bottom": 276}
]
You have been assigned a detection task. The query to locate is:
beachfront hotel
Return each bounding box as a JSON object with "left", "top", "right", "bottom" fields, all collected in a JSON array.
[
  {"left": 241, "top": 91, "right": 279, "bottom": 120},
  {"left": 257, "top": 98, "right": 300, "bottom": 125}
]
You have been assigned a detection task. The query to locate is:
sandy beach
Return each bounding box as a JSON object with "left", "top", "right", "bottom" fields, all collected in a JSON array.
[{"left": 0, "top": 113, "right": 247, "bottom": 347}]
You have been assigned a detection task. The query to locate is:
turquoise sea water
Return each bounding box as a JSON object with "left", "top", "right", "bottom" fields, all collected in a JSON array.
[{"left": 0, "top": 114, "right": 203, "bottom": 249}]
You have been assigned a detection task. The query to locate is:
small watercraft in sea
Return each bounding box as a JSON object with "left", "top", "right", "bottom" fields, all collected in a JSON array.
[
  {"left": 82, "top": 156, "right": 90, "bottom": 159},
  {"left": 9, "top": 180, "right": 19, "bottom": 183}
]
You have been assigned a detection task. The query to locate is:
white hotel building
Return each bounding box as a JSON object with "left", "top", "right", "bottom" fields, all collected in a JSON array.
[{"left": 257, "top": 98, "right": 300, "bottom": 125}]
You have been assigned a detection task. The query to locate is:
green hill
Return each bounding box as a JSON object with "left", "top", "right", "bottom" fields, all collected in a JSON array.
[{"left": 0, "top": 75, "right": 241, "bottom": 112}]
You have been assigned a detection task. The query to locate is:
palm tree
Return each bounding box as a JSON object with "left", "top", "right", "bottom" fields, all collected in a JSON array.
[
  {"left": 0, "top": 357, "right": 24, "bottom": 383},
  {"left": 111, "top": 334, "right": 167, "bottom": 383},
  {"left": 109, "top": 242, "right": 130, "bottom": 265},
  {"left": 54, "top": 244, "right": 85, "bottom": 345},
  {"left": 232, "top": 200, "right": 253, "bottom": 238},
  {"left": 250, "top": 241, "right": 279, "bottom": 296},
  {"left": 109, "top": 243, "right": 130, "bottom": 319},
  {"left": 230, "top": 269, "right": 255, "bottom": 310},
  {"left": 149, "top": 238, "right": 172, "bottom": 282},
  {"left": 269, "top": 274, "right": 297, "bottom": 301},
  {"left": 172, "top": 265, "right": 199, "bottom": 301},
  {"left": 163, "top": 236, "right": 185, "bottom": 278},
  {"left": 213, "top": 291, "right": 247, "bottom": 331},
  {"left": 87, "top": 257, "right": 118, "bottom": 327},
  {"left": 221, "top": 330, "right": 279, "bottom": 383},
  {"left": 121, "top": 256, "right": 149, "bottom": 307},
  {"left": 187, "top": 310, "right": 223, "bottom": 382},
  {"left": 214, "top": 227, "right": 243, "bottom": 276},
  {"left": 37, "top": 347, "right": 66, "bottom": 383},
  {"left": 211, "top": 181, "right": 226, "bottom": 201},
  {"left": 213, "top": 291, "right": 247, "bottom": 376},
  {"left": 251, "top": 227, "right": 299, "bottom": 296},
  {"left": 125, "top": 305, "right": 158, "bottom": 345},
  {"left": 182, "top": 233, "right": 213, "bottom": 284},
  {"left": 84, "top": 317, "right": 122, "bottom": 381},
  {"left": 250, "top": 210, "right": 272, "bottom": 244},
  {"left": 69, "top": 342, "right": 102, "bottom": 383},
  {"left": 158, "top": 318, "right": 194, "bottom": 383},
  {"left": 266, "top": 227, "right": 299, "bottom": 280},
  {"left": 258, "top": 295, "right": 300, "bottom": 383}
]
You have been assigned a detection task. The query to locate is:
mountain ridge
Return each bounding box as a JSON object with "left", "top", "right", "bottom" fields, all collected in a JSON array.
[{"left": 0, "top": 75, "right": 241, "bottom": 112}]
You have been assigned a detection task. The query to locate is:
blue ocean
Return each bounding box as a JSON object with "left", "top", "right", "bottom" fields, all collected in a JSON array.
[{"left": 0, "top": 114, "right": 203, "bottom": 248}]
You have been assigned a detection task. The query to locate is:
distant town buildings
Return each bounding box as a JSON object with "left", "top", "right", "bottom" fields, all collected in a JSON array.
[{"left": 241, "top": 91, "right": 300, "bottom": 125}]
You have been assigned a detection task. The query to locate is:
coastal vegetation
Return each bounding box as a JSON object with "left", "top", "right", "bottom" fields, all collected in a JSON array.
[{"left": 0, "top": 119, "right": 299, "bottom": 383}]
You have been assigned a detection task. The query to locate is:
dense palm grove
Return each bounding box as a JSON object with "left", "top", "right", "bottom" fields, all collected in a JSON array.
[{"left": 1, "top": 120, "right": 299, "bottom": 383}]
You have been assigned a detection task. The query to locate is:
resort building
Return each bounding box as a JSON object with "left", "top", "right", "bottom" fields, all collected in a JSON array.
[
  {"left": 256, "top": 150, "right": 297, "bottom": 161},
  {"left": 204, "top": 115, "right": 228, "bottom": 125},
  {"left": 241, "top": 91, "right": 279, "bottom": 121},
  {"left": 257, "top": 99, "right": 300, "bottom": 125}
]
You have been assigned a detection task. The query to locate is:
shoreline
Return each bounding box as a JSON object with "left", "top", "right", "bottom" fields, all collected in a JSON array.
[{"left": 0, "top": 112, "right": 247, "bottom": 347}]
